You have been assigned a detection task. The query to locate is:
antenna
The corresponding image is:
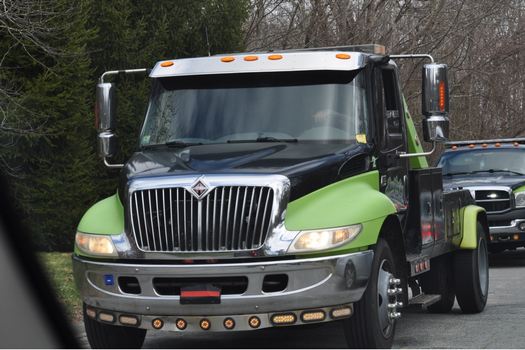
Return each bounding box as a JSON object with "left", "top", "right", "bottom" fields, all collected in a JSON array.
[{"left": 205, "top": 25, "right": 211, "bottom": 57}]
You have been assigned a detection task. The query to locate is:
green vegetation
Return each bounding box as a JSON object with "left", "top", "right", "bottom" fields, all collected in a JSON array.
[
  {"left": 2, "top": 0, "right": 249, "bottom": 251},
  {"left": 39, "top": 252, "right": 82, "bottom": 319}
]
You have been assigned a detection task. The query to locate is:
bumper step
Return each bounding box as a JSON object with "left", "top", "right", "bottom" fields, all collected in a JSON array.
[{"left": 408, "top": 293, "right": 441, "bottom": 308}]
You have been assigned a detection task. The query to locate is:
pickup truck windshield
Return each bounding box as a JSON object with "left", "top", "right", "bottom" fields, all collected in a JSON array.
[
  {"left": 439, "top": 148, "right": 525, "bottom": 176},
  {"left": 140, "top": 70, "right": 368, "bottom": 147}
]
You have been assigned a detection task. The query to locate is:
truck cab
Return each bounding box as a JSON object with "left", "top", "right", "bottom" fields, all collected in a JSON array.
[
  {"left": 438, "top": 139, "right": 525, "bottom": 253},
  {"left": 73, "top": 45, "right": 489, "bottom": 349}
]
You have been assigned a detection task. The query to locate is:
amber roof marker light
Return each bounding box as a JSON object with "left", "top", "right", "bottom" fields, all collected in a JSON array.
[
  {"left": 221, "top": 56, "right": 235, "bottom": 63},
  {"left": 160, "top": 61, "right": 174, "bottom": 67},
  {"left": 244, "top": 55, "right": 258, "bottom": 61},
  {"left": 268, "top": 54, "right": 283, "bottom": 60},
  {"left": 336, "top": 53, "right": 351, "bottom": 60}
]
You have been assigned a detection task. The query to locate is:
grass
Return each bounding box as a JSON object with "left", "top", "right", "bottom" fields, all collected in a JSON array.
[{"left": 38, "top": 252, "right": 82, "bottom": 320}]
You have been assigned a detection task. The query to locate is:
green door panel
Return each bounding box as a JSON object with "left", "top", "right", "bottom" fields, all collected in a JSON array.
[
  {"left": 284, "top": 171, "right": 396, "bottom": 231},
  {"left": 459, "top": 205, "right": 486, "bottom": 249},
  {"left": 77, "top": 193, "right": 124, "bottom": 235}
]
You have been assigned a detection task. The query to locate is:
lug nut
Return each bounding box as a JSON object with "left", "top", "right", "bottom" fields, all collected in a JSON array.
[{"left": 388, "top": 312, "right": 401, "bottom": 319}]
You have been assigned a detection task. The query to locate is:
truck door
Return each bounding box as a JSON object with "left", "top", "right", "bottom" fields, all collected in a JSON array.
[{"left": 376, "top": 65, "right": 409, "bottom": 212}]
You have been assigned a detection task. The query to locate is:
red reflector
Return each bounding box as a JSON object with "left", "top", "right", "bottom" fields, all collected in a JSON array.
[{"left": 180, "top": 290, "right": 221, "bottom": 298}]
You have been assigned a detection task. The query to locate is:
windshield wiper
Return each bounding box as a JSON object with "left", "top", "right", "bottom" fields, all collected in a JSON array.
[
  {"left": 444, "top": 169, "right": 525, "bottom": 176},
  {"left": 165, "top": 140, "right": 204, "bottom": 148},
  {"left": 227, "top": 136, "right": 298, "bottom": 143}
]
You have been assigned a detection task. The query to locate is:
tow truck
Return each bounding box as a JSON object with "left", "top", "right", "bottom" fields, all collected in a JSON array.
[
  {"left": 73, "top": 44, "right": 489, "bottom": 348},
  {"left": 438, "top": 138, "right": 525, "bottom": 253}
]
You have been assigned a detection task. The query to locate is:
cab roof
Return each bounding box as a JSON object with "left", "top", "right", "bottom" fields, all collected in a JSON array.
[{"left": 149, "top": 44, "right": 386, "bottom": 79}]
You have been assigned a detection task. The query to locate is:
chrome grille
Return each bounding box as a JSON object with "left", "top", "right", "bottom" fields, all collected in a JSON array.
[
  {"left": 474, "top": 190, "right": 511, "bottom": 213},
  {"left": 130, "top": 186, "right": 274, "bottom": 252}
]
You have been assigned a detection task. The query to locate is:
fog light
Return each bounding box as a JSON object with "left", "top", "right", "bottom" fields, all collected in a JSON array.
[
  {"left": 200, "top": 319, "right": 211, "bottom": 330},
  {"left": 514, "top": 234, "right": 520, "bottom": 241},
  {"left": 175, "top": 318, "right": 187, "bottom": 330},
  {"left": 85, "top": 307, "right": 96, "bottom": 319},
  {"left": 271, "top": 313, "right": 296, "bottom": 325},
  {"left": 301, "top": 310, "right": 326, "bottom": 323},
  {"left": 98, "top": 312, "right": 115, "bottom": 323},
  {"left": 519, "top": 222, "right": 525, "bottom": 231},
  {"left": 119, "top": 315, "right": 139, "bottom": 326},
  {"left": 490, "top": 235, "right": 494, "bottom": 241},
  {"left": 248, "top": 316, "right": 261, "bottom": 328},
  {"left": 223, "top": 318, "right": 235, "bottom": 330},
  {"left": 152, "top": 318, "right": 164, "bottom": 329},
  {"left": 331, "top": 306, "right": 353, "bottom": 319}
]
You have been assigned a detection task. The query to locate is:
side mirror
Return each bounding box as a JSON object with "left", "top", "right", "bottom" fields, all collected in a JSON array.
[
  {"left": 98, "top": 131, "right": 118, "bottom": 158},
  {"left": 96, "top": 83, "right": 116, "bottom": 131},
  {"left": 421, "top": 63, "right": 449, "bottom": 142}
]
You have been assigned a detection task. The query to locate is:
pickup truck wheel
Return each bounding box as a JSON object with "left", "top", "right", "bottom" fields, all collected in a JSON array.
[
  {"left": 83, "top": 304, "right": 146, "bottom": 349},
  {"left": 343, "top": 238, "right": 400, "bottom": 349},
  {"left": 454, "top": 222, "right": 489, "bottom": 313},
  {"left": 419, "top": 254, "right": 455, "bottom": 313}
]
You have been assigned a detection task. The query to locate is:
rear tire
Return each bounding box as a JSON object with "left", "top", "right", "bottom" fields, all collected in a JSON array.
[
  {"left": 419, "top": 254, "right": 455, "bottom": 313},
  {"left": 84, "top": 304, "right": 146, "bottom": 349},
  {"left": 343, "top": 238, "right": 399, "bottom": 348},
  {"left": 453, "top": 222, "right": 489, "bottom": 313}
]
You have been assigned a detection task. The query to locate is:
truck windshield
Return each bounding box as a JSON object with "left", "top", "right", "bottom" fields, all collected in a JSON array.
[
  {"left": 438, "top": 148, "right": 525, "bottom": 176},
  {"left": 140, "top": 70, "right": 368, "bottom": 147}
]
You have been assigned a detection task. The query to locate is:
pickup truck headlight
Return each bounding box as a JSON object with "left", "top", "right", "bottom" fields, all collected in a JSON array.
[
  {"left": 288, "top": 224, "right": 362, "bottom": 253},
  {"left": 75, "top": 232, "right": 118, "bottom": 257},
  {"left": 515, "top": 192, "right": 525, "bottom": 208}
]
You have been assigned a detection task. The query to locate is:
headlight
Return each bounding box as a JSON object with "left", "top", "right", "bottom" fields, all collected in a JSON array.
[
  {"left": 288, "top": 224, "right": 362, "bottom": 253},
  {"left": 75, "top": 232, "right": 118, "bottom": 257},
  {"left": 516, "top": 192, "right": 525, "bottom": 208}
]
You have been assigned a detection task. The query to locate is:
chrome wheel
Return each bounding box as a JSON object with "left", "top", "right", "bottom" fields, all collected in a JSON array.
[{"left": 377, "top": 259, "right": 402, "bottom": 338}]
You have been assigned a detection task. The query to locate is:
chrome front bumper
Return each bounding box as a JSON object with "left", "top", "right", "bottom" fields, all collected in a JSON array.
[
  {"left": 73, "top": 250, "right": 373, "bottom": 331},
  {"left": 490, "top": 219, "right": 525, "bottom": 235}
]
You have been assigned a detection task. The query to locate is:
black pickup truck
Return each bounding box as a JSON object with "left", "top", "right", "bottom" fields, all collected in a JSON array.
[{"left": 438, "top": 139, "right": 525, "bottom": 253}]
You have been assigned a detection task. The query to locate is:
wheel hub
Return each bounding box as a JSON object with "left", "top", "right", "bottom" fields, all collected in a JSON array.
[{"left": 377, "top": 260, "right": 403, "bottom": 337}]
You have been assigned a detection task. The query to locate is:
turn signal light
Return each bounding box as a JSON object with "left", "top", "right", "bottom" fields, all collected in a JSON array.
[
  {"left": 98, "top": 312, "right": 115, "bottom": 323},
  {"left": 331, "top": 306, "right": 352, "bottom": 319},
  {"left": 438, "top": 80, "right": 446, "bottom": 111},
  {"left": 271, "top": 313, "right": 296, "bottom": 325},
  {"left": 152, "top": 318, "right": 164, "bottom": 329},
  {"left": 514, "top": 234, "right": 520, "bottom": 241},
  {"left": 301, "top": 310, "right": 326, "bottom": 323},
  {"left": 248, "top": 316, "right": 261, "bottom": 328},
  {"left": 119, "top": 315, "right": 139, "bottom": 326},
  {"left": 200, "top": 319, "right": 211, "bottom": 330}
]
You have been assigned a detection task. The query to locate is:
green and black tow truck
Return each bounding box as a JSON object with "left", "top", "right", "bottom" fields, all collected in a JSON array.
[{"left": 73, "top": 44, "right": 489, "bottom": 348}]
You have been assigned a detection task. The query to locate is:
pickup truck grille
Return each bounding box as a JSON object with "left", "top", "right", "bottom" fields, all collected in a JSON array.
[
  {"left": 474, "top": 190, "right": 511, "bottom": 213},
  {"left": 130, "top": 186, "right": 274, "bottom": 252}
]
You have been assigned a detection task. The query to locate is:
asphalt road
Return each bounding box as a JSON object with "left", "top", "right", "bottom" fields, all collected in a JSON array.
[{"left": 74, "top": 249, "right": 525, "bottom": 348}]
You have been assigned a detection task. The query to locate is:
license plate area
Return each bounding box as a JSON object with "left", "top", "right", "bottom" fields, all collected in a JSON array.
[{"left": 152, "top": 276, "right": 248, "bottom": 299}]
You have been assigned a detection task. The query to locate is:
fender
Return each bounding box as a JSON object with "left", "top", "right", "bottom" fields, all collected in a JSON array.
[
  {"left": 77, "top": 193, "right": 124, "bottom": 235},
  {"left": 459, "top": 205, "right": 487, "bottom": 249},
  {"left": 284, "top": 171, "right": 397, "bottom": 252}
]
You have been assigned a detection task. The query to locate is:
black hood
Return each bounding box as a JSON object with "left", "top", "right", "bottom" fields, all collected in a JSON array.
[
  {"left": 443, "top": 173, "right": 525, "bottom": 190},
  {"left": 120, "top": 142, "right": 371, "bottom": 201}
]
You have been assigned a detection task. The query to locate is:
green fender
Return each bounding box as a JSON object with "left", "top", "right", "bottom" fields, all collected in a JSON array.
[
  {"left": 77, "top": 193, "right": 124, "bottom": 235},
  {"left": 459, "top": 205, "right": 486, "bottom": 249},
  {"left": 284, "top": 171, "right": 397, "bottom": 253}
]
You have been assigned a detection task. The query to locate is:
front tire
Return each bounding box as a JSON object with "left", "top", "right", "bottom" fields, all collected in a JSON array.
[
  {"left": 454, "top": 222, "right": 489, "bottom": 313},
  {"left": 343, "top": 238, "right": 400, "bottom": 348},
  {"left": 84, "top": 304, "right": 146, "bottom": 349}
]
